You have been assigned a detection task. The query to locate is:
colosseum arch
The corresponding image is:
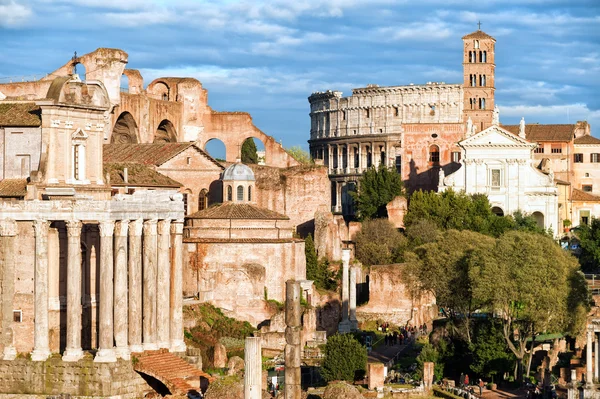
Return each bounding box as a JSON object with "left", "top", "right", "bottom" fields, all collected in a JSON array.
[
  {"left": 149, "top": 81, "right": 170, "bottom": 101},
  {"left": 154, "top": 119, "right": 177, "bottom": 143},
  {"left": 111, "top": 112, "right": 139, "bottom": 144}
]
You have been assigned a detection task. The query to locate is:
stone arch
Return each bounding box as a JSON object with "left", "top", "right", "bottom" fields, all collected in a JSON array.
[
  {"left": 154, "top": 119, "right": 177, "bottom": 143},
  {"left": 204, "top": 138, "right": 227, "bottom": 162},
  {"left": 72, "top": 62, "right": 87, "bottom": 81},
  {"left": 491, "top": 206, "right": 504, "bottom": 217},
  {"left": 532, "top": 211, "right": 544, "bottom": 229},
  {"left": 122, "top": 69, "right": 143, "bottom": 95},
  {"left": 149, "top": 81, "right": 170, "bottom": 101},
  {"left": 198, "top": 189, "right": 208, "bottom": 211},
  {"left": 111, "top": 112, "right": 139, "bottom": 144},
  {"left": 241, "top": 136, "right": 266, "bottom": 165}
]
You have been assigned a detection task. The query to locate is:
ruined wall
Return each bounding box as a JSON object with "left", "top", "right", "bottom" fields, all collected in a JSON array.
[
  {"left": 0, "top": 357, "right": 150, "bottom": 398},
  {"left": 357, "top": 264, "right": 437, "bottom": 327},
  {"left": 314, "top": 209, "right": 348, "bottom": 261},
  {"left": 182, "top": 240, "right": 306, "bottom": 326},
  {"left": 252, "top": 164, "right": 331, "bottom": 233},
  {"left": 0, "top": 127, "right": 42, "bottom": 180}
]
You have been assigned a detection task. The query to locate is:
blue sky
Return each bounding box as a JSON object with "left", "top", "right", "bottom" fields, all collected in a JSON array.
[{"left": 1, "top": 0, "right": 599, "bottom": 154}]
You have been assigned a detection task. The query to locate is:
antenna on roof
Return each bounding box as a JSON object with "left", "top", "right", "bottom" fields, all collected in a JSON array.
[{"left": 72, "top": 51, "right": 78, "bottom": 75}]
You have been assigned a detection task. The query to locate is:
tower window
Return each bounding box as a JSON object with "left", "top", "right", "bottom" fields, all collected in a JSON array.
[
  {"left": 237, "top": 185, "right": 244, "bottom": 201},
  {"left": 482, "top": 51, "right": 487, "bottom": 63},
  {"left": 479, "top": 98, "right": 486, "bottom": 110},
  {"left": 429, "top": 145, "right": 440, "bottom": 164},
  {"left": 474, "top": 40, "right": 480, "bottom": 49},
  {"left": 480, "top": 75, "right": 486, "bottom": 87},
  {"left": 248, "top": 185, "right": 252, "bottom": 202},
  {"left": 227, "top": 185, "right": 232, "bottom": 201},
  {"left": 470, "top": 74, "right": 476, "bottom": 87},
  {"left": 479, "top": 51, "right": 483, "bottom": 63}
]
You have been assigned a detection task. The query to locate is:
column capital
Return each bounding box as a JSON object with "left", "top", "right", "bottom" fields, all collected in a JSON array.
[
  {"left": 157, "top": 219, "right": 171, "bottom": 236},
  {"left": 66, "top": 220, "right": 82, "bottom": 237},
  {"left": 98, "top": 220, "right": 115, "bottom": 237},
  {"left": 33, "top": 219, "right": 49, "bottom": 234},
  {"left": 114, "top": 220, "right": 129, "bottom": 237},
  {"left": 143, "top": 219, "right": 158, "bottom": 236},
  {"left": 170, "top": 219, "right": 184, "bottom": 235},
  {"left": 0, "top": 219, "right": 17, "bottom": 236},
  {"left": 128, "top": 219, "right": 143, "bottom": 237}
]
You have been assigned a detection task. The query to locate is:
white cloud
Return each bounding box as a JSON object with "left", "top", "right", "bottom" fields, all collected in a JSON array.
[{"left": 0, "top": 0, "right": 33, "bottom": 27}]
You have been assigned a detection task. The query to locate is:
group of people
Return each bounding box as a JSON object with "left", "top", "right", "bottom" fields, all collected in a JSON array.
[{"left": 382, "top": 324, "right": 428, "bottom": 346}]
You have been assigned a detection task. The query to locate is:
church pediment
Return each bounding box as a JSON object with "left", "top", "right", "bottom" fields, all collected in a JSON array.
[{"left": 460, "top": 125, "right": 534, "bottom": 148}]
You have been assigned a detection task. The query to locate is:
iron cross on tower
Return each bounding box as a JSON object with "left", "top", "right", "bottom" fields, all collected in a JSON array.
[{"left": 478, "top": 21, "right": 482, "bottom": 30}]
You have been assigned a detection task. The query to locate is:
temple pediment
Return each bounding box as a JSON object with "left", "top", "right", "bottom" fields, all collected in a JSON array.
[{"left": 460, "top": 125, "right": 534, "bottom": 148}]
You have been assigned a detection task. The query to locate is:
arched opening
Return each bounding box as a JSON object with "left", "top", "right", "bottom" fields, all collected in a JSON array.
[
  {"left": 72, "top": 62, "right": 86, "bottom": 81},
  {"left": 151, "top": 82, "right": 170, "bottom": 101},
  {"left": 120, "top": 74, "right": 129, "bottom": 94},
  {"left": 241, "top": 137, "right": 266, "bottom": 165},
  {"left": 474, "top": 40, "right": 480, "bottom": 49},
  {"left": 205, "top": 138, "right": 226, "bottom": 162},
  {"left": 479, "top": 98, "right": 486, "bottom": 110},
  {"left": 480, "top": 75, "right": 486, "bottom": 87},
  {"left": 154, "top": 119, "right": 177, "bottom": 143},
  {"left": 198, "top": 189, "right": 208, "bottom": 211},
  {"left": 227, "top": 185, "right": 232, "bottom": 202},
  {"left": 429, "top": 145, "right": 440, "bottom": 164},
  {"left": 236, "top": 185, "right": 244, "bottom": 202},
  {"left": 482, "top": 51, "right": 487, "bottom": 62},
  {"left": 111, "top": 112, "right": 139, "bottom": 144},
  {"left": 491, "top": 206, "right": 504, "bottom": 217},
  {"left": 532, "top": 212, "right": 545, "bottom": 229},
  {"left": 182, "top": 188, "right": 192, "bottom": 215}
]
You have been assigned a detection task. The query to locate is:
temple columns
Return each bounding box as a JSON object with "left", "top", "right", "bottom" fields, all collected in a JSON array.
[
  {"left": 128, "top": 219, "right": 143, "bottom": 353},
  {"left": 156, "top": 219, "right": 171, "bottom": 349},
  {"left": 142, "top": 219, "right": 158, "bottom": 351},
  {"left": 114, "top": 220, "right": 129, "bottom": 359},
  {"left": 31, "top": 219, "right": 51, "bottom": 361},
  {"left": 170, "top": 220, "right": 186, "bottom": 352},
  {"left": 95, "top": 221, "right": 116, "bottom": 362},
  {"left": 63, "top": 220, "right": 84, "bottom": 362},
  {"left": 1, "top": 220, "right": 18, "bottom": 360}
]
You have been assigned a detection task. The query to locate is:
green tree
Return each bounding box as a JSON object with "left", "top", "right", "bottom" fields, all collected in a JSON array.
[
  {"left": 416, "top": 343, "right": 444, "bottom": 381},
  {"left": 576, "top": 218, "right": 600, "bottom": 271},
  {"left": 470, "top": 231, "right": 590, "bottom": 380},
  {"left": 286, "top": 145, "right": 312, "bottom": 164},
  {"left": 305, "top": 233, "right": 318, "bottom": 283},
  {"left": 405, "top": 219, "right": 440, "bottom": 248},
  {"left": 241, "top": 138, "right": 258, "bottom": 164},
  {"left": 350, "top": 165, "right": 404, "bottom": 220},
  {"left": 321, "top": 334, "right": 367, "bottom": 382},
  {"left": 355, "top": 218, "right": 407, "bottom": 266},
  {"left": 470, "top": 320, "right": 515, "bottom": 380}
]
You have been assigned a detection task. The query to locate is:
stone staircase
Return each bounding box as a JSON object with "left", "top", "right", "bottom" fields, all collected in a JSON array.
[{"left": 132, "top": 349, "right": 214, "bottom": 396}]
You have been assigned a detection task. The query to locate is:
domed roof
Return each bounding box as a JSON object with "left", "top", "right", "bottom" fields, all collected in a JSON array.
[{"left": 222, "top": 161, "right": 255, "bottom": 181}]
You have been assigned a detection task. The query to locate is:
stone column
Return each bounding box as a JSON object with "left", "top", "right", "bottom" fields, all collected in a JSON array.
[
  {"left": 285, "top": 280, "right": 302, "bottom": 399},
  {"left": 596, "top": 333, "right": 599, "bottom": 382},
  {"left": 114, "top": 220, "right": 129, "bottom": 359},
  {"left": 1, "top": 220, "right": 17, "bottom": 360},
  {"left": 128, "top": 219, "right": 143, "bottom": 353},
  {"left": 587, "top": 329, "right": 594, "bottom": 386},
  {"left": 349, "top": 266, "right": 358, "bottom": 330},
  {"left": 95, "top": 221, "right": 116, "bottom": 363},
  {"left": 170, "top": 219, "right": 186, "bottom": 352},
  {"left": 63, "top": 220, "right": 84, "bottom": 362},
  {"left": 244, "top": 337, "right": 262, "bottom": 399},
  {"left": 31, "top": 220, "right": 51, "bottom": 361},
  {"left": 358, "top": 144, "right": 363, "bottom": 171},
  {"left": 341, "top": 249, "right": 350, "bottom": 322},
  {"left": 156, "top": 219, "right": 171, "bottom": 349},
  {"left": 143, "top": 219, "right": 158, "bottom": 350}
]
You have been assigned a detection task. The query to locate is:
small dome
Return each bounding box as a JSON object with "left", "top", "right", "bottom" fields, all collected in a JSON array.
[{"left": 222, "top": 161, "right": 255, "bottom": 181}]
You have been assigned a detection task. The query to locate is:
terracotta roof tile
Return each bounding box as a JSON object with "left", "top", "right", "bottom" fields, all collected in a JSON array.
[
  {"left": 574, "top": 135, "right": 600, "bottom": 145},
  {"left": 462, "top": 30, "right": 495, "bottom": 40},
  {"left": 502, "top": 124, "right": 575, "bottom": 142},
  {"left": 0, "top": 103, "right": 41, "bottom": 127},
  {"left": 103, "top": 143, "right": 223, "bottom": 169},
  {"left": 187, "top": 202, "right": 289, "bottom": 220},
  {"left": 572, "top": 188, "right": 600, "bottom": 202},
  {"left": 104, "top": 163, "right": 182, "bottom": 187},
  {"left": 0, "top": 179, "right": 27, "bottom": 197}
]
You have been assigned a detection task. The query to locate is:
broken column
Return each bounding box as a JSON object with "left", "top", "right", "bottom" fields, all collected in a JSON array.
[
  {"left": 349, "top": 265, "right": 358, "bottom": 330},
  {"left": 244, "top": 337, "right": 262, "bottom": 399},
  {"left": 285, "top": 280, "right": 302, "bottom": 399},
  {"left": 423, "top": 362, "right": 434, "bottom": 391},
  {"left": 338, "top": 249, "right": 352, "bottom": 333},
  {"left": 368, "top": 363, "right": 385, "bottom": 391}
]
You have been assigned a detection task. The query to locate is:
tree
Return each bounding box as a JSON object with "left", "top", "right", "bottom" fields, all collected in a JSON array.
[
  {"left": 286, "top": 145, "right": 312, "bottom": 164},
  {"left": 405, "top": 219, "right": 439, "bottom": 248},
  {"left": 241, "top": 138, "right": 258, "bottom": 164},
  {"left": 576, "top": 218, "right": 600, "bottom": 271},
  {"left": 350, "top": 165, "right": 404, "bottom": 220},
  {"left": 470, "top": 320, "right": 515, "bottom": 380},
  {"left": 305, "top": 234, "right": 336, "bottom": 290},
  {"left": 321, "top": 333, "right": 367, "bottom": 382},
  {"left": 416, "top": 343, "right": 444, "bottom": 381},
  {"left": 355, "top": 218, "right": 407, "bottom": 266},
  {"left": 470, "top": 231, "right": 589, "bottom": 380}
]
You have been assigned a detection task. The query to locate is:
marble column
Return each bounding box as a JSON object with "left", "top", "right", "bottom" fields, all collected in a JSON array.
[
  {"left": 63, "top": 220, "right": 84, "bottom": 362},
  {"left": 156, "top": 219, "right": 171, "bottom": 349},
  {"left": 341, "top": 249, "right": 350, "bottom": 322},
  {"left": 114, "top": 220, "right": 129, "bottom": 359},
  {"left": 95, "top": 221, "right": 116, "bottom": 363},
  {"left": 143, "top": 219, "right": 158, "bottom": 351},
  {"left": 587, "top": 329, "right": 594, "bottom": 386},
  {"left": 31, "top": 219, "right": 51, "bottom": 361},
  {"left": 244, "top": 337, "right": 262, "bottom": 399},
  {"left": 128, "top": 219, "right": 143, "bottom": 353},
  {"left": 170, "top": 219, "right": 186, "bottom": 352},
  {"left": 349, "top": 266, "right": 358, "bottom": 330},
  {"left": 596, "top": 333, "right": 599, "bottom": 382},
  {"left": 285, "top": 280, "right": 302, "bottom": 399},
  {"left": 1, "top": 220, "right": 18, "bottom": 360}
]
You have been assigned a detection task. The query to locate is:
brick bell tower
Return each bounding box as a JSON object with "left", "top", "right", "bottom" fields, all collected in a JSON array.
[{"left": 462, "top": 26, "right": 496, "bottom": 132}]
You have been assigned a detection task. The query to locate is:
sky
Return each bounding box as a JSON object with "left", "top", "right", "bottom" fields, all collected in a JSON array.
[{"left": 1, "top": 0, "right": 599, "bottom": 155}]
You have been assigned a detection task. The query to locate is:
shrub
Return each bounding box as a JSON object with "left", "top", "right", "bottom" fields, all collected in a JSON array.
[
  {"left": 321, "top": 333, "right": 367, "bottom": 382},
  {"left": 355, "top": 218, "right": 407, "bottom": 266}
]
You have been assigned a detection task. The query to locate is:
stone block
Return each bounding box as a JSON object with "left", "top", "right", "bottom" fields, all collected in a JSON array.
[
  {"left": 423, "top": 362, "right": 434, "bottom": 389},
  {"left": 285, "top": 326, "right": 302, "bottom": 346},
  {"left": 368, "top": 363, "right": 385, "bottom": 390}
]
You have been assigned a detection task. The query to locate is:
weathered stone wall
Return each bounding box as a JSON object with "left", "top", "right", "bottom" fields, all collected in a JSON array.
[
  {"left": 357, "top": 264, "right": 437, "bottom": 327},
  {"left": 0, "top": 357, "right": 150, "bottom": 398},
  {"left": 0, "top": 127, "right": 42, "bottom": 180},
  {"left": 314, "top": 209, "right": 347, "bottom": 261}
]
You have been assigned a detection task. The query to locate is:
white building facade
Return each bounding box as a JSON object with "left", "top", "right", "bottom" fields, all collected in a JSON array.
[{"left": 439, "top": 120, "right": 559, "bottom": 234}]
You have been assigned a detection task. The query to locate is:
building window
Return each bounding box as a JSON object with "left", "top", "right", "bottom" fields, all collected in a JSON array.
[
  {"left": 474, "top": 40, "right": 480, "bottom": 49},
  {"left": 586, "top": 173, "right": 590, "bottom": 177},
  {"left": 13, "top": 310, "right": 22, "bottom": 323},
  {"left": 551, "top": 145, "right": 562, "bottom": 154},
  {"left": 227, "top": 185, "right": 232, "bottom": 201},
  {"left": 366, "top": 108, "right": 370, "bottom": 118},
  {"left": 479, "top": 98, "right": 486, "bottom": 110},
  {"left": 574, "top": 153, "right": 584, "bottom": 163},
  {"left": 248, "top": 186, "right": 252, "bottom": 202},
  {"left": 482, "top": 51, "right": 487, "bottom": 62},
  {"left": 429, "top": 145, "right": 440, "bottom": 164},
  {"left": 583, "top": 185, "right": 593, "bottom": 192},
  {"left": 237, "top": 185, "right": 244, "bottom": 201},
  {"left": 480, "top": 75, "right": 486, "bottom": 86},
  {"left": 470, "top": 74, "right": 476, "bottom": 87},
  {"left": 395, "top": 107, "right": 399, "bottom": 117},
  {"left": 198, "top": 189, "right": 207, "bottom": 211},
  {"left": 342, "top": 110, "right": 346, "bottom": 120},
  {"left": 452, "top": 151, "right": 461, "bottom": 163},
  {"left": 490, "top": 169, "right": 501, "bottom": 188},
  {"left": 581, "top": 210, "right": 591, "bottom": 225},
  {"left": 187, "top": 157, "right": 192, "bottom": 165},
  {"left": 534, "top": 146, "right": 544, "bottom": 154},
  {"left": 395, "top": 156, "right": 401, "bottom": 174},
  {"left": 592, "top": 153, "right": 600, "bottom": 163},
  {"left": 182, "top": 193, "right": 189, "bottom": 214}
]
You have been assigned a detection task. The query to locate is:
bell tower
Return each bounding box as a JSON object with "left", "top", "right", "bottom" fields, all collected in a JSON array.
[{"left": 462, "top": 25, "right": 496, "bottom": 132}]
